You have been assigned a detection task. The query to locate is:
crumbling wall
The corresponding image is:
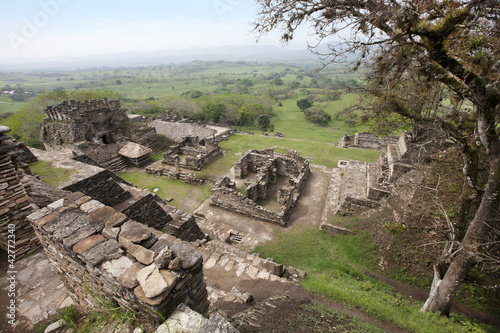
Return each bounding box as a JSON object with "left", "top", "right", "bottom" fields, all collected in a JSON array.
[
  {"left": 27, "top": 192, "right": 209, "bottom": 323},
  {"left": 338, "top": 132, "right": 399, "bottom": 150},
  {"left": 163, "top": 136, "right": 222, "bottom": 171},
  {"left": 62, "top": 170, "right": 132, "bottom": 207},
  {"left": 210, "top": 177, "right": 286, "bottom": 226},
  {"left": 210, "top": 149, "right": 310, "bottom": 226},
  {"left": 0, "top": 130, "right": 37, "bottom": 257}
]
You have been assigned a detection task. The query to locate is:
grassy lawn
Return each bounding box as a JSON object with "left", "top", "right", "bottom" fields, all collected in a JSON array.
[
  {"left": 254, "top": 225, "right": 494, "bottom": 333},
  {"left": 29, "top": 161, "right": 77, "bottom": 187},
  {"left": 219, "top": 133, "right": 381, "bottom": 169},
  {"left": 117, "top": 171, "right": 212, "bottom": 213}
]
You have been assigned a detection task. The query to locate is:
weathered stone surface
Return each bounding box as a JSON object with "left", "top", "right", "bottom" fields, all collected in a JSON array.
[
  {"left": 140, "top": 234, "right": 158, "bottom": 249},
  {"left": 102, "top": 256, "right": 133, "bottom": 277},
  {"left": 149, "top": 238, "right": 173, "bottom": 254},
  {"left": 91, "top": 206, "right": 116, "bottom": 224},
  {"left": 82, "top": 239, "right": 123, "bottom": 266},
  {"left": 47, "top": 199, "right": 64, "bottom": 210},
  {"left": 80, "top": 200, "right": 105, "bottom": 213},
  {"left": 159, "top": 303, "right": 204, "bottom": 333},
  {"left": 137, "top": 265, "right": 170, "bottom": 298},
  {"left": 154, "top": 247, "right": 173, "bottom": 269},
  {"left": 117, "top": 262, "right": 145, "bottom": 289},
  {"left": 62, "top": 226, "right": 96, "bottom": 249},
  {"left": 200, "top": 313, "right": 239, "bottom": 333},
  {"left": 159, "top": 269, "right": 177, "bottom": 287},
  {"left": 73, "top": 234, "right": 106, "bottom": 255},
  {"left": 102, "top": 226, "right": 120, "bottom": 240},
  {"left": 105, "top": 211, "right": 128, "bottom": 227},
  {"left": 170, "top": 242, "right": 202, "bottom": 270},
  {"left": 119, "top": 221, "right": 152, "bottom": 243},
  {"left": 133, "top": 285, "right": 170, "bottom": 306},
  {"left": 168, "top": 257, "right": 181, "bottom": 271},
  {"left": 119, "top": 236, "right": 134, "bottom": 250},
  {"left": 128, "top": 244, "right": 155, "bottom": 265}
]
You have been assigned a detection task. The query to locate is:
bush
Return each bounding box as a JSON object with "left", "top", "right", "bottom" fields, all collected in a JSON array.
[{"left": 304, "top": 108, "right": 331, "bottom": 126}]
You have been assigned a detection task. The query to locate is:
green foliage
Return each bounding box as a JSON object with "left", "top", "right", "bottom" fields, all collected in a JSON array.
[
  {"left": 29, "top": 161, "right": 77, "bottom": 187},
  {"left": 256, "top": 113, "right": 271, "bottom": 132},
  {"left": 296, "top": 98, "right": 313, "bottom": 110},
  {"left": 304, "top": 107, "right": 331, "bottom": 126},
  {"left": 254, "top": 225, "right": 494, "bottom": 333}
]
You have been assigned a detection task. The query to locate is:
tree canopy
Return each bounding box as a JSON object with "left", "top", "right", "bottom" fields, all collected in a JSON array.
[{"left": 254, "top": 0, "right": 500, "bottom": 316}]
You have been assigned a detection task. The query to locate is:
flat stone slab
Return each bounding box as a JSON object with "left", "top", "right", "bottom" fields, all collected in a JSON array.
[
  {"left": 82, "top": 239, "right": 123, "bottom": 266},
  {"left": 119, "top": 221, "right": 152, "bottom": 243},
  {"left": 0, "top": 252, "right": 72, "bottom": 330},
  {"left": 171, "top": 242, "right": 202, "bottom": 270}
]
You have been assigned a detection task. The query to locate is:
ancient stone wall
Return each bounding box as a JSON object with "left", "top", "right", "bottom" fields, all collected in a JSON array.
[
  {"left": 62, "top": 170, "right": 132, "bottom": 207},
  {"left": 210, "top": 149, "right": 310, "bottom": 226},
  {"left": 41, "top": 99, "right": 157, "bottom": 165},
  {"left": 338, "top": 132, "right": 399, "bottom": 150},
  {"left": 210, "top": 176, "right": 286, "bottom": 227},
  {"left": 27, "top": 192, "right": 209, "bottom": 323},
  {"left": 0, "top": 128, "right": 37, "bottom": 257},
  {"left": 162, "top": 136, "right": 222, "bottom": 171}
]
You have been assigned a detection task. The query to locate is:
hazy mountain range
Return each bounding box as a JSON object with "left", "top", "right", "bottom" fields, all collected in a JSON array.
[{"left": 0, "top": 44, "right": 327, "bottom": 71}]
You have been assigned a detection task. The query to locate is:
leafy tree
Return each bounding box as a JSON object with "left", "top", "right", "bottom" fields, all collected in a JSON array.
[
  {"left": 254, "top": 0, "right": 500, "bottom": 315},
  {"left": 296, "top": 98, "right": 312, "bottom": 111},
  {"left": 208, "top": 103, "right": 227, "bottom": 123},
  {"left": 256, "top": 113, "right": 271, "bottom": 132},
  {"left": 304, "top": 108, "right": 331, "bottom": 126}
]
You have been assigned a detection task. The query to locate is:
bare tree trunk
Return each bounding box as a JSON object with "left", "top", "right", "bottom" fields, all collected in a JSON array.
[{"left": 421, "top": 166, "right": 500, "bottom": 315}]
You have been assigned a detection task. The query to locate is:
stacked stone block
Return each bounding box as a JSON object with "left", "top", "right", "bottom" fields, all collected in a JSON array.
[
  {"left": 0, "top": 126, "right": 37, "bottom": 258},
  {"left": 27, "top": 192, "right": 209, "bottom": 322},
  {"left": 211, "top": 148, "right": 310, "bottom": 226}
]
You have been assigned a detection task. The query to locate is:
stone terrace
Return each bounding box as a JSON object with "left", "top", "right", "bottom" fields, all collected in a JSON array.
[{"left": 27, "top": 192, "right": 209, "bottom": 322}]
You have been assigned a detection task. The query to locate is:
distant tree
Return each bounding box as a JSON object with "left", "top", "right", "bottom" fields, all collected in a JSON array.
[
  {"left": 208, "top": 103, "right": 227, "bottom": 123},
  {"left": 272, "top": 78, "right": 284, "bottom": 86},
  {"left": 256, "top": 114, "right": 270, "bottom": 132},
  {"left": 296, "top": 98, "right": 312, "bottom": 111}
]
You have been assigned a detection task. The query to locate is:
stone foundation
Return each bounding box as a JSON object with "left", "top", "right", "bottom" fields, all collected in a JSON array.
[
  {"left": 162, "top": 136, "right": 222, "bottom": 171},
  {"left": 210, "top": 149, "right": 310, "bottom": 226},
  {"left": 27, "top": 193, "right": 209, "bottom": 323}
]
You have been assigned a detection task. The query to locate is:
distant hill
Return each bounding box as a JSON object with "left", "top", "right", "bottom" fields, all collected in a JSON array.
[{"left": 0, "top": 44, "right": 325, "bottom": 71}]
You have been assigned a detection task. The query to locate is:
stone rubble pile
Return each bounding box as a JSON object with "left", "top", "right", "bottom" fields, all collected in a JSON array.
[{"left": 27, "top": 192, "right": 209, "bottom": 322}]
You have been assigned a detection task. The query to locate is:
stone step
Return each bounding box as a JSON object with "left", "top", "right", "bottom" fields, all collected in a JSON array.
[{"left": 199, "top": 242, "right": 288, "bottom": 283}]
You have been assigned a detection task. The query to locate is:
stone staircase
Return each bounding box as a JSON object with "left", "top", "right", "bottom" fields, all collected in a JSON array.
[
  {"left": 102, "top": 155, "right": 130, "bottom": 173},
  {"left": 198, "top": 240, "right": 290, "bottom": 282},
  {"left": 320, "top": 132, "right": 413, "bottom": 227}
]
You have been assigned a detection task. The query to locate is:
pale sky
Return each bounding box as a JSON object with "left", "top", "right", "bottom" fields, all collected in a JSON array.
[{"left": 0, "top": 0, "right": 313, "bottom": 62}]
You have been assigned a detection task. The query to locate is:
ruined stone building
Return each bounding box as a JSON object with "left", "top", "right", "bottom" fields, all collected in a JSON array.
[
  {"left": 162, "top": 136, "right": 222, "bottom": 171},
  {"left": 41, "top": 99, "right": 156, "bottom": 172},
  {"left": 338, "top": 132, "right": 400, "bottom": 150},
  {"left": 210, "top": 148, "right": 310, "bottom": 226}
]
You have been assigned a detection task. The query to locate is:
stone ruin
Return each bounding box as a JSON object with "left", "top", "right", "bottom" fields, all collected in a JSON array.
[
  {"left": 41, "top": 99, "right": 156, "bottom": 172},
  {"left": 210, "top": 148, "right": 310, "bottom": 226},
  {"left": 0, "top": 126, "right": 39, "bottom": 258},
  {"left": 27, "top": 193, "right": 209, "bottom": 323},
  {"left": 162, "top": 136, "right": 222, "bottom": 171},
  {"left": 32, "top": 148, "right": 206, "bottom": 242},
  {"left": 321, "top": 131, "right": 413, "bottom": 233},
  {"left": 338, "top": 131, "right": 400, "bottom": 150}
]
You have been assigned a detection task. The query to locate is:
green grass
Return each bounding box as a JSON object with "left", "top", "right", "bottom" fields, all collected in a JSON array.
[
  {"left": 117, "top": 171, "right": 212, "bottom": 213},
  {"left": 29, "top": 161, "right": 77, "bottom": 187},
  {"left": 254, "top": 225, "right": 494, "bottom": 333},
  {"left": 220, "top": 133, "right": 381, "bottom": 169}
]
